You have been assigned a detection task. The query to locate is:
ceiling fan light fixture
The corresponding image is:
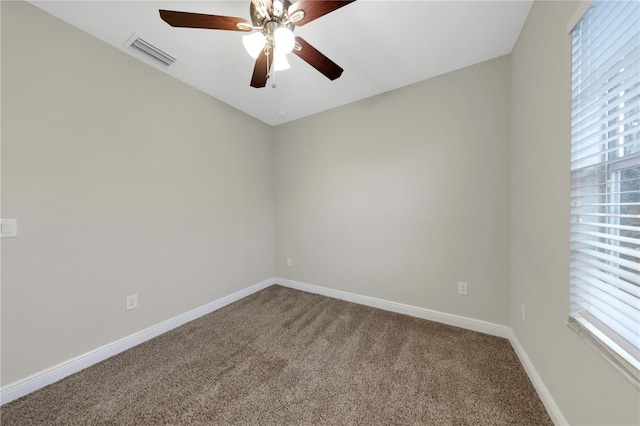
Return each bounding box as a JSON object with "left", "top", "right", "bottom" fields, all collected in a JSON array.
[
  {"left": 242, "top": 32, "right": 266, "bottom": 59},
  {"left": 274, "top": 27, "right": 295, "bottom": 54},
  {"left": 159, "top": 0, "right": 355, "bottom": 88}
]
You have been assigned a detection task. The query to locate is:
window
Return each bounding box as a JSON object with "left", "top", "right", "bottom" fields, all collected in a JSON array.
[{"left": 569, "top": 0, "right": 640, "bottom": 383}]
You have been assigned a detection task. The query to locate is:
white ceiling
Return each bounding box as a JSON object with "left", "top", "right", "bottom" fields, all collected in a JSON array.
[{"left": 29, "top": 0, "right": 533, "bottom": 126}]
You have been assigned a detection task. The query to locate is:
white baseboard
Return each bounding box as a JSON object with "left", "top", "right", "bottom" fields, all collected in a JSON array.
[
  {"left": 508, "top": 331, "right": 568, "bottom": 426},
  {"left": 276, "top": 278, "right": 567, "bottom": 426},
  {"left": 276, "top": 278, "right": 511, "bottom": 338},
  {"left": 0, "top": 277, "right": 276, "bottom": 405}
]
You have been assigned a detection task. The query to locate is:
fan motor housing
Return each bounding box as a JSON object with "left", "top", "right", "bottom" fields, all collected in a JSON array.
[{"left": 249, "top": 0, "right": 293, "bottom": 27}]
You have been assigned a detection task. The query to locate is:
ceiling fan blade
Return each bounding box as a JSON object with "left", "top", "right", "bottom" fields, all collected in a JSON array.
[
  {"left": 250, "top": 48, "right": 274, "bottom": 88},
  {"left": 159, "top": 10, "right": 251, "bottom": 32},
  {"left": 288, "top": 0, "right": 356, "bottom": 26},
  {"left": 292, "top": 37, "right": 344, "bottom": 81}
]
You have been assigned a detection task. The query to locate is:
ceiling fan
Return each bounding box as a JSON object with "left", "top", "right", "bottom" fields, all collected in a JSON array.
[{"left": 159, "top": 0, "right": 356, "bottom": 88}]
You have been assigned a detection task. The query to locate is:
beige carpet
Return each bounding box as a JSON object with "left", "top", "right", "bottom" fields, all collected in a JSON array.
[{"left": 1, "top": 285, "right": 552, "bottom": 425}]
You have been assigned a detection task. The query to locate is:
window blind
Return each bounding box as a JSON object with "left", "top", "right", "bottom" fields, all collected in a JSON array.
[{"left": 569, "top": 0, "right": 640, "bottom": 382}]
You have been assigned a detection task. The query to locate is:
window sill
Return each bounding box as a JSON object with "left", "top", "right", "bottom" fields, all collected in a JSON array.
[{"left": 568, "top": 317, "right": 640, "bottom": 390}]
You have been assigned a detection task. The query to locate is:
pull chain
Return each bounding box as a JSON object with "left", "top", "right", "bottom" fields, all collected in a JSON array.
[{"left": 271, "top": 52, "right": 277, "bottom": 88}]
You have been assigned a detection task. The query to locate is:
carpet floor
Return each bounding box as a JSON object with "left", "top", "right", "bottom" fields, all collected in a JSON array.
[{"left": 1, "top": 285, "right": 552, "bottom": 425}]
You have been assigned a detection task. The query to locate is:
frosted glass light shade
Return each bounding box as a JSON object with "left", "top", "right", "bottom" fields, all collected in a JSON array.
[
  {"left": 242, "top": 32, "right": 266, "bottom": 59},
  {"left": 274, "top": 27, "right": 295, "bottom": 54},
  {"left": 274, "top": 52, "right": 291, "bottom": 71}
]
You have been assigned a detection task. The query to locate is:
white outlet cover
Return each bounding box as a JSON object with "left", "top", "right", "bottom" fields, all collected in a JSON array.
[
  {"left": 126, "top": 295, "right": 138, "bottom": 311},
  {"left": 458, "top": 282, "right": 468, "bottom": 296}
]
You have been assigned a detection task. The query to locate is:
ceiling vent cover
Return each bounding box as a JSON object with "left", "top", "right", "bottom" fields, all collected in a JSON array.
[{"left": 127, "top": 35, "right": 176, "bottom": 67}]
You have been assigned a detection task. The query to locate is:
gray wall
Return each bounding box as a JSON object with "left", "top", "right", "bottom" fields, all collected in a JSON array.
[
  {"left": 510, "top": 1, "right": 640, "bottom": 425},
  {"left": 274, "top": 56, "right": 511, "bottom": 326},
  {"left": 1, "top": 1, "right": 275, "bottom": 385}
]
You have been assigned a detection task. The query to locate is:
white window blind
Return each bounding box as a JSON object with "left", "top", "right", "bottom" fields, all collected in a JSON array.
[{"left": 569, "top": 0, "right": 640, "bottom": 383}]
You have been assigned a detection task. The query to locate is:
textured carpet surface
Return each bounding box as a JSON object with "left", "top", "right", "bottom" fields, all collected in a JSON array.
[{"left": 1, "top": 285, "right": 552, "bottom": 425}]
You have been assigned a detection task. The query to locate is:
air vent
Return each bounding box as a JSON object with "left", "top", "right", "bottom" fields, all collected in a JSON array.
[{"left": 127, "top": 36, "right": 176, "bottom": 67}]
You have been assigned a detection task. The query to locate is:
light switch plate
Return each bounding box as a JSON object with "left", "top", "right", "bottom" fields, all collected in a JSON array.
[{"left": 1, "top": 219, "right": 17, "bottom": 238}]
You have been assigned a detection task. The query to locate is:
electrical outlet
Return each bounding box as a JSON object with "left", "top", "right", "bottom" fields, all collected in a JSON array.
[
  {"left": 286, "top": 258, "right": 292, "bottom": 267},
  {"left": 457, "top": 282, "right": 468, "bottom": 296},
  {"left": 126, "top": 294, "right": 138, "bottom": 311},
  {"left": 521, "top": 303, "right": 526, "bottom": 320}
]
